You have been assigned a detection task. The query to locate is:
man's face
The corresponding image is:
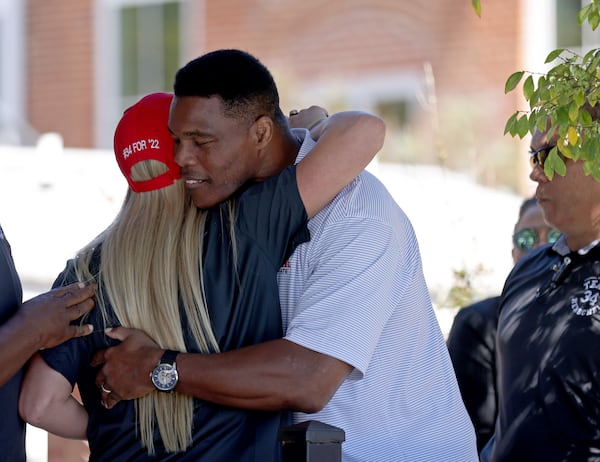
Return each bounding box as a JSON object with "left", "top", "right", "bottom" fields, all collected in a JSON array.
[
  {"left": 511, "top": 204, "right": 558, "bottom": 263},
  {"left": 529, "top": 130, "right": 600, "bottom": 244},
  {"left": 168, "top": 95, "right": 259, "bottom": 209}
]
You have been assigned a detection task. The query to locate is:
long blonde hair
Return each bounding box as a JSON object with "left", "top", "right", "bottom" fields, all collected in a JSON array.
[{"left": 73, "top": 159, "right": 219, "bottom": 454}]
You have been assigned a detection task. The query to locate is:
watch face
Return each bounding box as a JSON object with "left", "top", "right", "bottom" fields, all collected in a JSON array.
[{"left": 151, "top": 364, "right": 178, "bottom": 392}]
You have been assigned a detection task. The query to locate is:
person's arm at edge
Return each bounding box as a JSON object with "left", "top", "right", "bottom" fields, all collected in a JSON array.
[
  {"left": 294, "top": 109, "right": 385, "bottom": 218},
  {"left": 0, "top": 282, "right": 95, "bottom": 386},
  {"left": 19, "top": 353, "right": 88, "bottom": 439}
]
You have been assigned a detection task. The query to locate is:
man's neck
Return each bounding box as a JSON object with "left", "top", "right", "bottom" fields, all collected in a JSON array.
[{"left": 252, "top": 130, "right": 303, "bottom": 182}]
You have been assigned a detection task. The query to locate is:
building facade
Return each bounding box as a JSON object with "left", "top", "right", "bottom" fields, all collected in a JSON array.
[{"left": 2, "top": 1, "right": 599, "bottom": 191}]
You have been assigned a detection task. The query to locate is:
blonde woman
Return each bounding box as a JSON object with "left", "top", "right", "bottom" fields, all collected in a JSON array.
[{"left": 19, "top": 91, "right": 384, "bottom": 461}]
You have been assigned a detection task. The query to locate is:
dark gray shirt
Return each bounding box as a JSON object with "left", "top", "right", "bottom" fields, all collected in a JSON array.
[{"left": 0, "top": 224, "right": 25, "bottom": 461}]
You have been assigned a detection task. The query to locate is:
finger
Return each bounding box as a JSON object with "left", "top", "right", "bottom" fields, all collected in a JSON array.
[
  {"left": 91, "top": 349, "right": 107, "bottom": 367},
  {"left": 59, "top": 283, "right": 97, "bottom": 306},
  {"left": 53, "top": 281, "right": 89, "bottom": 297},
  {"left": 103, "top": 393, "right": 120, "bottom": 410},
  {"left": 104, "top": 326, "right": 131, "bottom": 341},
  {"left": 69, "top": 299, "right": 95, "bottom": 320},
  {"left": 69, "top": 324, "right": 94, "bottom": 338}
]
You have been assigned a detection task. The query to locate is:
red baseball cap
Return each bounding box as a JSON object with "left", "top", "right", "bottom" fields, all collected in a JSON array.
[{"left": 113, "top": 92, "right": 180, "bottom": 193}]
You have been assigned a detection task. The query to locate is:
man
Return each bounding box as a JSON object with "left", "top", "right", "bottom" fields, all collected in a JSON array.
[
  {"left": 482, "top": 106, "right": 600, "bottom": 461},
  {"left": 446, "top": 197, "right": 560, "bottom": 452},
  {"left": 0, "top": 223, "right": 95, "bottom": 460},
  {"left": 94, "top": 49, "right": 477, "bottom": 461}
]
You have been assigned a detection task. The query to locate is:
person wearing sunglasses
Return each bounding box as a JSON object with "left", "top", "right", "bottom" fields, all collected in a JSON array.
[
  {"left": 447, "top": 196, "right": 559, "bottom": 452},
  {"left": 511, "top": 201, "right": 562, "bottom": 262},
  {"left": 481, "top": 102, "right": 600, "bottom": 462}
]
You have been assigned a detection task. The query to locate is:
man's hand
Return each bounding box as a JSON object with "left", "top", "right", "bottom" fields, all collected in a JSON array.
[
  {"left": 91, "top": 327, "right": 163, "bottom": 409},
  {"left": 17, "top": 282, "right": 96, "bottom": 350},
  {"left": 288, "top": 106, "right": 329, "bottom": 133}
]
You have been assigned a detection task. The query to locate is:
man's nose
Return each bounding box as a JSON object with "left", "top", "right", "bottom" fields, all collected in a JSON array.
[
  {"left": 529, "top": 164, "right": 548, "bottom": 183},
  {"left": 174, "top": 142, "right": 195, "bottom": 167},
  {"left": 536, "top": 229, "right": 551, "bottom": 246}
]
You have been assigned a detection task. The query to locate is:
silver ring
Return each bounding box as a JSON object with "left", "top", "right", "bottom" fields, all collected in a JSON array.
[
  {"left": 289, "top": 109, "right": 299, "bottom": 116},
  {"left": 101, "top": 383, "right": 112, "bottom": 394}
]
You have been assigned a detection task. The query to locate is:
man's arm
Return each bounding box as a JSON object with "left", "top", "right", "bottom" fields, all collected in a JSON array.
[
  {"left": 19, "top": 353, "right": 88, "bottom": 439},
  {"left": 93, "top": 329, "right": 351, "bottom": 411},
  {"left": 94, "top": 216, "right": 399, "bottom": 411},
  {"left": 292, "top": 109, "right": 385, "bottom": 218},
  {"left": 0, "top": 282, "right": 95, "bottom": 386}
]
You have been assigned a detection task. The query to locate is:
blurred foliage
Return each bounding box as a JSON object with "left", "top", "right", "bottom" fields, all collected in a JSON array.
[
  {"left": 472, "top": 0, "right": 481, "bottom": 18},
  {"left": 444, "top": 264, "right": 487, "bottom": 309},
  {"left": 474, "top": 0, "right": 600, "bottom": 181}
]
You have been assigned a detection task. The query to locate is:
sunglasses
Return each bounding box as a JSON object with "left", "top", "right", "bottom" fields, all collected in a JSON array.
[
  {"left": 528, "top": 144, "right": 556, "bottom": 169},
  {"left": 512, "top": 227, "right": 562, "bottom": 252}
]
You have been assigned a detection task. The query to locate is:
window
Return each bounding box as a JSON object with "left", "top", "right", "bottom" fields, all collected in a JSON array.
[
  {"left": 95, "top": 0, "right": 184, "bottom": 148},
  {"left": 119, "top": 2, "right": 181, "bottom": 109}
]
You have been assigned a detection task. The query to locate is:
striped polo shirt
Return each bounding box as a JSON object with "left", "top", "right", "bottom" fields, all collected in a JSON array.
[{"left": 277, "top": 131, "right": 478, "bottom": 462}]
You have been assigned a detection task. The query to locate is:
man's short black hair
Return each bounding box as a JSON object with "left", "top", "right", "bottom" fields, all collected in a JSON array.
[{"left": 173, "top": 49, "right": 286, "bottom": 126}]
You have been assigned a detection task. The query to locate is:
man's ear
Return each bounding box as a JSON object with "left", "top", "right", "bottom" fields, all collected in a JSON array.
[{"left": 252, "top": 115, "right": 274, "bottom": 149}]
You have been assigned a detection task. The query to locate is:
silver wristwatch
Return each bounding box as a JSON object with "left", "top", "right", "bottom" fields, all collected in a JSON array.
[{"left": 150, "top": 349, "right": 179, "bottom": 392}]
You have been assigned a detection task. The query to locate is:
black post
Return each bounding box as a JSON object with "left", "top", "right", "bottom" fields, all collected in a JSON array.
[{"left": 279, "top": 420, "right": 345, "bottom": 462}]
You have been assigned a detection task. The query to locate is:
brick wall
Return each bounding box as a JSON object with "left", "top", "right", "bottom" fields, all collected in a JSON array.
[
  {"left": 27, "top": 0, "right": 94, "bottom": 148},
  {"left": 22, "top": 0, "right": 526, "bottom": 188}
]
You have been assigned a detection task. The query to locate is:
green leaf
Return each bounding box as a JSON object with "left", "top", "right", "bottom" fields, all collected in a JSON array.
[
  {"left": 538, "top": 85, "right": 551, "bottom": 103},
  {"left": 578, "top": 3, "right": 592, "bottom": 25},
  {"left": 505, "top": 71, "right": 524, "bottom": 93},
  {"left": 471, "top": 0, "right": 481, "bottom": 17},
  {"left": 587, "top": 162, "right": 600, "bottom": 182},
  {"left": 590, "top": 10, "right": 600, "bottom": 30},
  {"left": 585, "top": 137, "right": 600, "bottom": 162},
  {"left": 568, "top": 102, "right": 580, "bottom": 122},
  {"left": 545, "top": 49, "right": 565, "bottom": 64},
  {"left": 583, "top": 48, "right": 597, "bottom": 64},
  {"left": 535, "top": 108, "right": 549, "bottom": 132},
  {"left": 557, "top": 106, "right": 570, "bottom": 125},
  {"left": 523, "top": 75, "right": 535, "bottom": 100},
  {"left": 504, "top": 111, "right": 518, "bottom": 135},
  {"left": 517, "top": 114, "right": 531, "bottom": 138},
  {"left": 580, "top": 109, "right": 593, "bottom": 126},
  {"left": 558, "top": 124, "right": 568, "bottom": 139},
  {"left": 554, "top": 157, "right": 567, "bottom": 176},
  {"left": 545, "top": 147, "right": 566, "bottom": 179},
  {"left": 528, "top": 112, "right": 539, "bottom": 133},
  {"left": 575, "top": 90, "right": 586, "bottom": 107}
]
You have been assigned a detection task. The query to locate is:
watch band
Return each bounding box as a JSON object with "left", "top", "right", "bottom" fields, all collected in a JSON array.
[{"left": 159, "top": 349, "right": 179, "bottom": 366}]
